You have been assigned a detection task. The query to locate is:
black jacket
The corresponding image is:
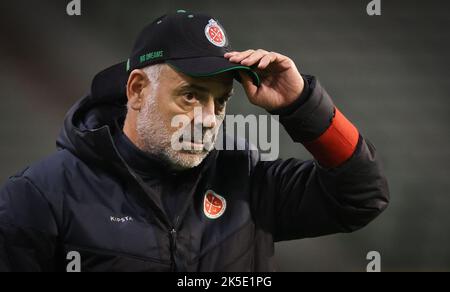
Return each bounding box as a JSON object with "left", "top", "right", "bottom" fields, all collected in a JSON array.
[{"left": 0, "top": 74, "right": 389, "bottom": 272}]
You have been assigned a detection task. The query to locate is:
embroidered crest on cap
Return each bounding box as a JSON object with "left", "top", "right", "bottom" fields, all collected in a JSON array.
[{"left": 204, "top": 19, "right": 227, "bottom": 47}]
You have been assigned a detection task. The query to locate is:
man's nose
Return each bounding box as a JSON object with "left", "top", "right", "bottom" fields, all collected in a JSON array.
[{"left": 200, "top": 98, "right": 217, "bottom": 129}]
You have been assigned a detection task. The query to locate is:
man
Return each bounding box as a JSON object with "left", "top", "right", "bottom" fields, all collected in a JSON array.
[{"left": 0, "top": 11, "right": 389, "bottom": 272}]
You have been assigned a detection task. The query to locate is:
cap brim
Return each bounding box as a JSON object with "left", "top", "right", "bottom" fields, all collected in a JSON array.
[{"left": 166, "top": 57, "right": 261, "bottom": 87}]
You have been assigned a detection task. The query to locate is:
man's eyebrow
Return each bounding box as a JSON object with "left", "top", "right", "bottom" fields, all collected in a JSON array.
[{"left": 178, "top": 84, "right": 234, "bottom": 98}]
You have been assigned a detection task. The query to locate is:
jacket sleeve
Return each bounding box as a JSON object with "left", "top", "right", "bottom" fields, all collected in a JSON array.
[
  {"left": 0, "top": 171, "right": 59, "bottom": 272},
  {"left": 250, "top": 75, "right": 390, "bottom": 242}
]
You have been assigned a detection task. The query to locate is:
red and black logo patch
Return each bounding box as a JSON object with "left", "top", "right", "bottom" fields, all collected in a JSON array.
[{"left": 203, "top": 190, "right": 226, "bottom": 219}]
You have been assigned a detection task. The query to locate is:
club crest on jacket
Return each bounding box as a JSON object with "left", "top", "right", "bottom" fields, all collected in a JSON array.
[{"left": 203, "top": 190, "right": 226, "bottom": 219}]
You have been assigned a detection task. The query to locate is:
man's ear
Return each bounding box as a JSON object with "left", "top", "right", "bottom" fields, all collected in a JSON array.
[{"left": 126, "top": 69, "right": 150, "bottom": 111}]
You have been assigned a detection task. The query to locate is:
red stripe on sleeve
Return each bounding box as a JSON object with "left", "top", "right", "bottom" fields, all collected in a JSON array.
[{"left": 303, "top": 108, "right": 359, "bottom": 168}]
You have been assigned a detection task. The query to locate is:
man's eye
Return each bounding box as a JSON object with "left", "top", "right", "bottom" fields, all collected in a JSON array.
[{"left": 184, "top": 92, "right": 196, "bottom": 101}]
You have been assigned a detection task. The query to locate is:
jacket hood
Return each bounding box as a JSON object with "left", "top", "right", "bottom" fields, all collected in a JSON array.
[{"left": 56, "top": 62, "right": 129, "bottom": 169}]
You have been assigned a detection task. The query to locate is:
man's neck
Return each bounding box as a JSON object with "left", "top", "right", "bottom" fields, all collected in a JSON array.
[{"left": 122, "top": 116, "right": 141, "bottom": 149}]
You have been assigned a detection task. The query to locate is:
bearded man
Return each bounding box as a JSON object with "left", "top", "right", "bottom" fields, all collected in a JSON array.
[{"left": 0, "top": 11, "right": 389, "bottom": 272}]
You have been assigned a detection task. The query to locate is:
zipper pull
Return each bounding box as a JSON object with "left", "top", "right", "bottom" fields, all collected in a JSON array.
[
  {"left": 170, "top": 228, "right": 177, "bottom": 246},
  {"left": 169, "top": 228, "right": 177, "bottom": 272}
]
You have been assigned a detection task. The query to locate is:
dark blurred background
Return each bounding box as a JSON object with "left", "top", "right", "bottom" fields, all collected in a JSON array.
[{"left": 1, "top": 0, "right": 449, "bottom": 271}]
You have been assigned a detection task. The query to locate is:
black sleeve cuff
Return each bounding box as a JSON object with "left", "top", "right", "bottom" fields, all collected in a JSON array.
[{"left": 271, "top": 75, "right": 335, "bottom": 143}]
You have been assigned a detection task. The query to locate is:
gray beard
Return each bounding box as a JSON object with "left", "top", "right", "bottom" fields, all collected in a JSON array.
[{"left": 136, "top": 96, "right": 223, "bottom": 171}]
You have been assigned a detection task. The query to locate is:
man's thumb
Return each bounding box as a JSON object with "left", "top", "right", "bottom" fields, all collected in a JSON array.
[{"left": 238, "top": 71, "right": 257, "bottom": 97}]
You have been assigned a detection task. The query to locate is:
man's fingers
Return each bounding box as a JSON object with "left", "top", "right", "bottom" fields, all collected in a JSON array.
[
  {"left": 227, "top": 49, "right": 255, "bottom": 63},
  {"left": 226, "top": 50, "right": 291, "bottom": 71},
  {"left": 257, "top": 53, "right": 277, "bottom": 69},
  {"left": 240, "top": 49, "right": 269, "bottom": 67},
  {"left": 270, "top": 52, "right": 294, "bottom": 69},
  {"left": 224, "top": 51, "right": 238, "bottom": 57}
]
